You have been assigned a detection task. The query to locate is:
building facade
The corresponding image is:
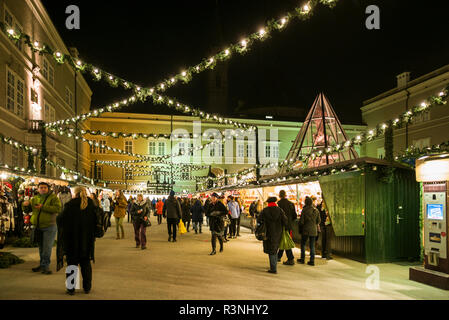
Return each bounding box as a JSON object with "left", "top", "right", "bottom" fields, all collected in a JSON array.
[
  {"left": 87, "top": 112, "right": 367, "bottom": 193},
  {"left": 361, "top": 66, "right": 449, "bottom": 159},
  {"left": 0, "top": 0, "right": 91, "bottom": 178}
]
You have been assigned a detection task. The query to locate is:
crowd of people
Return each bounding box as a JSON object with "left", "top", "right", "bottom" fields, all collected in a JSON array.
[
  {"left": 11, "top": 180, "right": 333, "bottom": 294},
  {"left": 256, "top": 191, "right": 332, "bottom": 274}
]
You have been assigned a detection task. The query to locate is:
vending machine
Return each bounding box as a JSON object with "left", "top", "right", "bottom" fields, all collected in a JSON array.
[
  {"left": 410, "top": 155, "right": 449, "bottom": 290},
  {"left": 422, "top": 182, "right": 447, "bottom": 272}
]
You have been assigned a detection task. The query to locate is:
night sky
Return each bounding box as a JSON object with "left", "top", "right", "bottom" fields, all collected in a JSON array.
[{"left": 41, "top": 0, "right": 449, "bottom": 125}]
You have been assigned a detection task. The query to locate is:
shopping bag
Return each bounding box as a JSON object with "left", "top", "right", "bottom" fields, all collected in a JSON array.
[
  {"left": 279, "top": 228, "right": 295, "bottom": 250},
  {"left": 178, "top": 220, "right": 187, "bottom": 234}
]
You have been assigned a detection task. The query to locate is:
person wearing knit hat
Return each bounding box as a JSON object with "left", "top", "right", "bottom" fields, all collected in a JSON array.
[{"left": 259, "top": 195, "right": 287, "bottom": 274}]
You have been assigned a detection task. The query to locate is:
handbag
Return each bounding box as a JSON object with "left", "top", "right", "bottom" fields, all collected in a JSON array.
[
  {"left": 279, "top": 228, "right": 295, "bottom": 250},
  {"left": 178, "top": 219, "right": 187, "bottom": 234},
  {"left": 255, "top": 218, "right": 267, "bottom": 241},
  {"left": 30, "top": 195, "right": 49, "bottom": 245},
  {"left": 142, "top": 215, "right": 151, "bottom": 227}
]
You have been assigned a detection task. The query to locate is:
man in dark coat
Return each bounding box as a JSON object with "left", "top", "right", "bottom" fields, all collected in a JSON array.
[
  {"left": 190, "top": 199, "right": 204, "bottom": 234},
  {"left": 163, "top": 191, "right": 182, "bottom": 242},
  {"left": 298, "top": 197, "right": 321, "bottom": 266},
  {"left": 259, "top": 197, "right": 288, "bottom": 274},
  {"left": 205, "top": 193, "right": 227, "bottom": 255},
  {"left": 277, "top": 190, "right": 297, "bottom": 265},
  {"left": 56, "top": 187, "right": 97, "bottom": 295}
]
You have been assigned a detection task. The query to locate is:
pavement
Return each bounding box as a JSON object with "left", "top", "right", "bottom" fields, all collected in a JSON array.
[{"left": 0, "top": 214, "right": 448, "bottom": 300}]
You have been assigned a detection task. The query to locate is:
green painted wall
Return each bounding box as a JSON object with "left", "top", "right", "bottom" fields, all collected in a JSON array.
[
  {"left": 319, "top": 171, "right": 366, "bottom": 236},
  {"left": 319, "top": 167, "right": 420, "bottom": 263}
]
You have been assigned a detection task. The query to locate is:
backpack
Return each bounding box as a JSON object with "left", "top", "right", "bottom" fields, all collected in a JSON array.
[
  {"left": 255, "top": 218, "right": 267, "bottom": 241},
  {"left": 94, "top": 206, "right": 108, "bottom": 238}
]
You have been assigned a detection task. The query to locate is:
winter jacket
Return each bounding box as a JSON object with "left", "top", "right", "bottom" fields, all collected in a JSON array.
[
  {"left": 162, "top": 196, "right": 182, "bottom": 220},
  {"left": 277, "top": 198, "right": 297, "bottom": 231},
  {"left": 205, "top": 200, "right": 228, "bottom": 233},
  {"left": 113, "top": 195, "right": 128, "bottom": 218},
  {"left": 227, "top": 200, "right": 240, "bottom": 219},
  {"left": 156, "top": 200, "right": 164, "bottom": 215},
  {"left": 130, "top": 200, "right": 150, "bottom": 224},
  {"left": 181, "top": 202, "right": 191, "bottom": 221},
  {"left": 56, "top": 197, "right": 97, "bottom": 264},
  {"left": 259, "top": 204, "right": 288, "bottom": 255},
  {"left": 190, "top": 200, "right": 204, "bottom": 222},
  {"left": 299, "top": 205, "right": 321, "bottom": 237},
  {"left": 26, "top": 192, "right": 61, "bottom": 228}
]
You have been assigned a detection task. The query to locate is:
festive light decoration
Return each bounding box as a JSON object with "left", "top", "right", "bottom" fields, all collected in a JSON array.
[
  {"left": 98, "top": 162, "right": 209, "bottom": 171},
  {"left": 395, "top": 140, "right": 449, "bottom": 163},
  {"left": 50, "top": 125, "right": 257, "bottom": 162},
  {"left": 44, "top": 90, "right": 256, "bottom": 130},
  {"left": 0, "top": 1, "right": 339, "bottom": 131}
]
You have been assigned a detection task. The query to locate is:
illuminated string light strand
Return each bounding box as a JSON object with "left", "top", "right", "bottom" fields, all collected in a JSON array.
[{"left": 0, "top": 0, "right": 338, "bottom": 97}]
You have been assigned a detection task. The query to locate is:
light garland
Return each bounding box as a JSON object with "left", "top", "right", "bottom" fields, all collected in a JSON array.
[
  {"left": 1, "top": 0, "right": 338, "bottom": 120},
  {"left": 395, "top": 140, "right": 449, "bottom": 163},
  {"left": 50, "top": 125, "right": 258, "bottom": 162}
]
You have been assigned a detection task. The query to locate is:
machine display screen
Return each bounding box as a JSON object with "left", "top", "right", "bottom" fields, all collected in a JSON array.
[{"left": 427, "top": 204, "right": 444, "bottom": 220}]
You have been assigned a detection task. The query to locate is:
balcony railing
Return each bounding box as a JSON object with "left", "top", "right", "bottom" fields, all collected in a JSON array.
[{"left": 28, "top": 120, "right": 43, "bottom": 133}]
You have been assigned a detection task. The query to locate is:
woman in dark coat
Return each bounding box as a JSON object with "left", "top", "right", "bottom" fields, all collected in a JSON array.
[
  {"left": 259, "top": 197, "right": 288, "bottom": 274},
  {"left": 130, "top": 194, "right": 150, "bottom": 250},
  {"left": 57, "top": 186, "right": 97, "bottom": 295},
  {"left": 205, "top": 193, "right": 227, "bottom": 255},
  {"left": 190, "top": 198, "right": 204, "bottom": 234},
  {"left": 181, "top": 198, "right": 192, "bottom": 232}
]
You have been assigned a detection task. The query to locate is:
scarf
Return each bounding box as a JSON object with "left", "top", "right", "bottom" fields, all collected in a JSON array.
[{"left": 267, "top": 202, "right": 277, "bottom": 207}]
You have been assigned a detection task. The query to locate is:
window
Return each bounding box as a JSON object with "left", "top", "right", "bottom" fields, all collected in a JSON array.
[
  {"left": 413, "top": 112, "right": 430, "bottom": 124},
  {"left": 220, "top": 143, "right": 224, "bottom": 157},
  {"left": 149, "top": 141, "right": 156, "bottom": 155},
  {"left": 210, "top": 145, "right": 215, "bottom": 157},
  {"left": 65, "top": 87, "right": 73, "bottom": 108},
  {"left": 124, "top": 141, "right": 133, "bottom": 154},
  {"left": 4, "top": 9, "right": 13, "bottom": 27},
  {"left": 96, "top": 166, "right": 103, "bottom": 180},
  {"left": 90, "top": 143, "right": 97, "bottom": 154},
  {"left": 125, "top": 168, "right": 133, "bottom": 180},
  {"left": 413, "top": 137, "right": 431, "bottom": 150},
  {"left": 237, "top": 144, "right": 244, "bottom": 158},
  {"left": 6, "top": 70, "right": 15, "bottom": 113},
  {"left": 158, "top": 142, "right": 165, "bottom": 156},
  {"left": 181, "top": 171, "right": 190, "bottom": 180},
  {"left": 6, "top": 69, "right": 25, "bottom": 117},
  {"left": 44, "top": 102, "right": 56, "bottom": 123},
  {"left": 246, "top": 144, "right": 254, "bottom": 158},
  {"left": 11, "top": 148, "right": 18, "bottom": 165},
  {"left": 14, "top": 22, "right": 23, "bottom": 51},
  {"left": 42, "top": 58, "right": 54, "bottom": 86},
  {"left": 189, "top": 143, "right": 194, "bottom": 156},
  {"left": 178, "top": 142, "right": 185, "bottom": 155},
  {"left": 98, "top": 140, "right": 106, "bottom": 154},
  {"left": 4, "top": 8, "right": 22, "bottom": 51},
  {"left": 16, "top": 78, "right": 24, "bottom": 117},
  {"left": 265, "top": 145, "right": 271, "bottom": 158},
  {"left": 377, "top": 147, "right": 385, "bottom": 159},
  {"left": 272, "top": 145, "right": 279, "bottom": 159}
]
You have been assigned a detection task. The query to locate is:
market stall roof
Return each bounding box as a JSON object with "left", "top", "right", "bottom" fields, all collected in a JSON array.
[{"left": 199, "top": 157, "right": 413, "bottom": 194}]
